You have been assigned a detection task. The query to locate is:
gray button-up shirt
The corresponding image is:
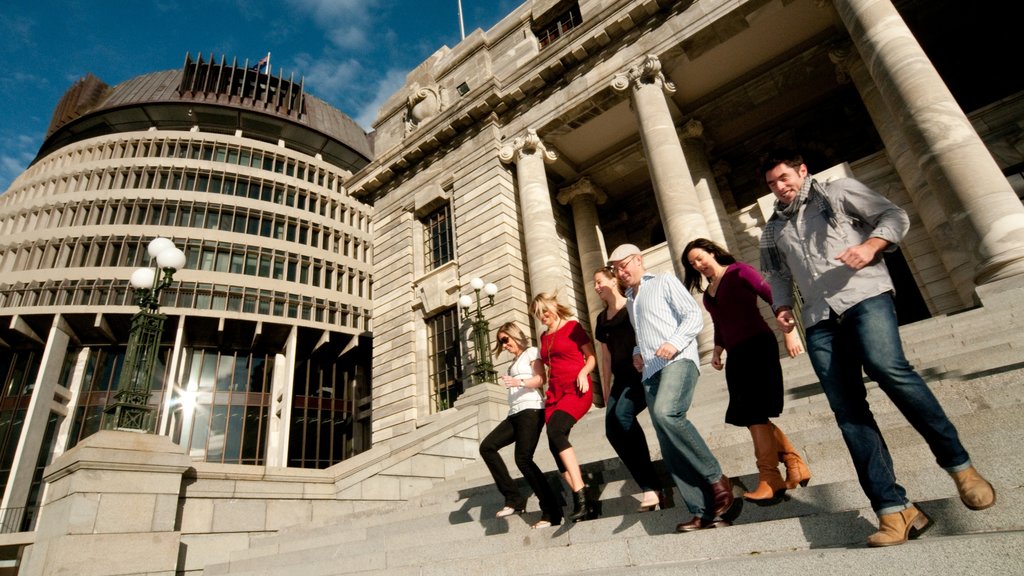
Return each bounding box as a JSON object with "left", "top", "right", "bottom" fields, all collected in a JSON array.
[{"left": 762, "top": 177, "right": 909, "bottom": 328}]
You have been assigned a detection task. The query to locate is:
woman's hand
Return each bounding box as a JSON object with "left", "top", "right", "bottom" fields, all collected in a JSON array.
[
  {"left": 500, "top": 375, "right": 520, "bottom": 389},
  {"left": 784, "top": 330, "right": 804, "bottom": 358},
  {"left": 576, "top": 372, "right": 590, "bottom": 393},
  {"left": 711, "top": 346, "right": 724, "bottom": 371}
]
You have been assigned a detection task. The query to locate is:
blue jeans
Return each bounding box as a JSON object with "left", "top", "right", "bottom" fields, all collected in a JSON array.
[
  {"left": 805, "top": 292, "right": 971, "bottom": 515},
  {"left": 606, "top": 378, "right": 659, "bottom": 493},
  {"left": 642, "top": 359, "right": 722, "bottom": 517}
]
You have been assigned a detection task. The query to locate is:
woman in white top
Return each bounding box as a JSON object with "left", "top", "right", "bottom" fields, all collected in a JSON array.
[{"left": 479, "top": 321, "right": 563, "bottom": 528}]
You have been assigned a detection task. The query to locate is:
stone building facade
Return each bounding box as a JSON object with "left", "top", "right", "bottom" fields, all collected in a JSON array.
[
  {"left": 1, "top": 0, "right": 1023, "bottom": 573},
  {"left": 0, "top": 54, "right": 376, "bottom": 535},
  {"left": 346, "top": 0, "right": 1024, "bottom": 441}
]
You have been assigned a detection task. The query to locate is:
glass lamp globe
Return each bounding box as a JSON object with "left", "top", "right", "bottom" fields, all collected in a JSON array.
[
  {"left": 483, "top": 282, "right": 498, "bottom": 296},
  {"left": 458, "top": 294, "right": 473, "bottom": 309},
  {"left": 156, "top": 246, "right": 187, "bottom": 270},
  {"left": 130, "top": 267, "right": 157, "bottom": 290},
  {"left": 470, "top": 277, "right": 484, "bottom": 291},
  {"left": 147, "top": 237, "right": 176, "bottom": 259}
]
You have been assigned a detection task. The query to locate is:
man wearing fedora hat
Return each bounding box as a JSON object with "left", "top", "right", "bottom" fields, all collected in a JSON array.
[{"left": 607, "top": 243, "right": 739, "bottom": 532}]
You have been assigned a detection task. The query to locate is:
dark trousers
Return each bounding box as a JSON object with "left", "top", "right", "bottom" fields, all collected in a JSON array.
[
  {"left": 606, "top": 379, "right": 659, "bottom": 492},
  {"left": 480, "top": 408, "right": 560, "bottom": 516}
]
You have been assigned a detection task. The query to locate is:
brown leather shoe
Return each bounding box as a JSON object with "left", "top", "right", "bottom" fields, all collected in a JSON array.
[
  {"left": 709, "top": 475, "right": 735, "bottom": 518},
  {"left": 950, "top": 466, "right": 996, "bottom": 511},
  {"left": 676, "top": 516, "right": 730, "bottom": 533},
  {"left": 866, "top": 505, "right": 932, "bottom": 547}
]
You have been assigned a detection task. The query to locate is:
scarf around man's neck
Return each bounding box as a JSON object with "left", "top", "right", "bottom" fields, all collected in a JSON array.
[{"left": 759, "top": 175, "right": 836, "bottom": 273}]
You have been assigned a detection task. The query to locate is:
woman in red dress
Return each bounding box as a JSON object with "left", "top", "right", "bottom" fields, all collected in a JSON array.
[{"left": 530, "top": 292, "right": 596, "bottom": 523}]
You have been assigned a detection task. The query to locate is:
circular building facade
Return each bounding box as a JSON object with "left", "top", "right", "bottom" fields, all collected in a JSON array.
[{"left": 0, "top": 54, "right": 374, "bottom": 528}]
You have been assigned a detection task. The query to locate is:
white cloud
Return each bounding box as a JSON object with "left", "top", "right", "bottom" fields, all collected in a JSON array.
[
  {"left": 286, "top": 0, "right": 379, "bottom": 50},
  {"left": 353, "top": 68, "right": 410, "bottom": 131},
  {"left": 293, "top": 53, "right": 364, "bottom": 102},
  {"left": 0, "top": 133, "right": 40, "bottom": 194}
]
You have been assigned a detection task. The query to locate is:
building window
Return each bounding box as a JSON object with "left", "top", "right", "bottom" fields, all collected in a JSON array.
[
  {"left": 422, "top": 202, "right": 454, "bottom": 270},
  {"left": 534, "top": 2, "right": 582, "bottom": 49},
  {"left": 427, "top": 307, "right": 462, "bottom": 412}
]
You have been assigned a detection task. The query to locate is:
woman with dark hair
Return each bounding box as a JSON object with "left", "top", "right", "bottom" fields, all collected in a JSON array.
[
  {"left": 531, "top": 292, "right": 596, "bottom": 523},
  {"left": 682, "top": 238, "right": 810, "bottom": 503},
  {"left": 593, "top": 266, "right": 666, "bottom": 511},
  {"left": 479, "top": 321, "right": 563, "bottom": 528}
]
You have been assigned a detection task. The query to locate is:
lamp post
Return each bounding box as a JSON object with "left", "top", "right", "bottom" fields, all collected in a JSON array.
[
  {"left": 458, "top": 277, "right": 499, "bottom": 385},
  {"left": 103, "top": 237, "right": 186, "bottom": 433}
]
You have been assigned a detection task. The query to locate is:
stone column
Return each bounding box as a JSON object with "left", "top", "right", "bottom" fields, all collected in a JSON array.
[
  {"left": 0, "top": 316, "right": 72, "bottom": 528},
  {"left": 829, "top": 44, "right": 974, "bottom": 309},
  {"left": 19, "top": 430, "right": 191, "bottom": 576},
  {"left": 557, "top": 178, "right": 609, "bottom": 404},
  {"left": 679, "top": 120, "right": 738, "bottom": 252},
  {"left": 499, "top": 128, "right": 566, "bottom": 297},
  {"left": 612, "top": 54, "right": 712, "bottom": 279},
  {"left": 834, "top": 0, "right": 1024, "bottom": 287},
  {"left": 557, "top": 177, "right": 608, "bottom": 326}
]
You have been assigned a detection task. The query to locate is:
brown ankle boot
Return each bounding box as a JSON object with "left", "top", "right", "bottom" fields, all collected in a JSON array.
[
  {"left": 950, "top": 466, "right": 996, "bottom": 510},
  {"left": 773, "top": 424, "right": 811, "bottom": 489},
  {"left": 866, "top": 505, "right": 932, "bottom": 547},
  {"left": 743, "top": 424, "right": 787, "bottom": 503}
]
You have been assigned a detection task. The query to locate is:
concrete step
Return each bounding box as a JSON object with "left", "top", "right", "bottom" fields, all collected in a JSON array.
[
  {"left": 202, "top": 310, "right": 1024, "bottom": 576},
  {"left": 209, "top": 374, "right": 1022, "bottom": 576},
  {"left": 207, "top": 488, "right": 1023, "bottom": 576}
]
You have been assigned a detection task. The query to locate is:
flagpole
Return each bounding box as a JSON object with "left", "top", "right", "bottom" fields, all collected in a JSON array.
[
  {"left": 266, "top": 52, "right": 271, "bottom": 74},
  {"left": 457, "top": 0, "right": 465, "bottom": 40}
]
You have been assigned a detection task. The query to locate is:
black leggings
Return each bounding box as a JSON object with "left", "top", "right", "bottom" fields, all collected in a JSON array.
[{"left": 546, "top": 410, "right": 579, "bottom": 473}]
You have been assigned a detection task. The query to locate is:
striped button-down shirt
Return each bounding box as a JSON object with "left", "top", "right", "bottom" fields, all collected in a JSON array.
[{"left": 625, "top": 272, "right": 703, "bottom": 381}]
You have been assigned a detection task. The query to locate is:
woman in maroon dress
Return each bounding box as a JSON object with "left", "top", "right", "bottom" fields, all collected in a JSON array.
[
  {"left": 682, "top": 238, "right": 811, "bottom": 504},
  {"left": 530, "top": 292, "right": 596, "bottom": 523}
]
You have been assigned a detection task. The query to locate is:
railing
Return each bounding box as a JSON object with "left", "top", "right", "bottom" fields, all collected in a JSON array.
[{"left": 0, "top": 506, "right": 38, "bottom": 534}]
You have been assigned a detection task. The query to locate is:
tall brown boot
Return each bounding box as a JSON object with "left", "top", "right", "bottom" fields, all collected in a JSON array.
[
  {"left": 773, "top": 424, "right": 811, "bottom": 490},
  {"left": 743, "top": 424, "right": 787, "bottom": 503}
]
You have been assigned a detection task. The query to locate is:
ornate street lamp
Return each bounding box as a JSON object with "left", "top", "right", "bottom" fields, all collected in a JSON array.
[
  {"left": 103, "top": 237, "right": 186, "bottom": 433},
  {"left": 458, "top": 277, "right": 499, "bottom": 385}
]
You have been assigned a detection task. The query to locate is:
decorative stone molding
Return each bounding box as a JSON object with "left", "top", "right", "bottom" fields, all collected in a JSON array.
[
  {"left": 498, "top": 128, "right": 558, "bottom": 165},
  {"left": 405, "top": 82, "right": 448, "bottom": 134},
  {"left": 556, "top": 177, "right": 607, "bottom": 206},
  {"left": 679, "top": 119, "right": 706, "bottom": 143},
  {"left": 610, "top": 54, "right": 676, "bottom": 96},
  {"left": 827, "top": 43, "right": 854, "bottom": 85}
]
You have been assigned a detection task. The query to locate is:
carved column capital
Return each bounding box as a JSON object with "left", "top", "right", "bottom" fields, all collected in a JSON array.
[
  {"left": 679, "top": 119, "right": 705, "bottom": 141},
  {"left": 611, "top": 54, "right": 676, "bottom": 96},
  {"left": 827, "top": 42, "right": 855, "bottom": 85},
  {"left": 557, "top": 177, "right": 607, "bottom": 206},
  {"left": 499, "top": 128, "right": 558, "bottom": 164}
]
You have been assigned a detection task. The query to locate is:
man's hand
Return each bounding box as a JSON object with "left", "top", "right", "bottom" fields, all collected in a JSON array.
[
  {"left": 633, "top": 353, "right": 644, "bottom": 373},
  {"left": 776, "top": 308, "right": 797, "bottom": 333},
  {"left": 836, "top": 238, "right": 888, "bottom": 270},
  {"left": 654, "top": 343, "right": 678, "bottom": 361}
]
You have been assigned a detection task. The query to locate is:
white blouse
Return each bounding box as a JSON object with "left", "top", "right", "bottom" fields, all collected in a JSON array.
[{"left": 506, "top": 346, "right": 545, "bottom": 415}]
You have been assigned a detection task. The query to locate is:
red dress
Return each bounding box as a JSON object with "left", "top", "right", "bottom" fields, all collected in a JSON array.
[{"left": 539, "top": 320, "right": 594, "bottom": 422}]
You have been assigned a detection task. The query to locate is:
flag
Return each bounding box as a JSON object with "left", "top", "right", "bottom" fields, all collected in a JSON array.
[{"left": 250, "top": 52, "right": 270, "bottom": 73}]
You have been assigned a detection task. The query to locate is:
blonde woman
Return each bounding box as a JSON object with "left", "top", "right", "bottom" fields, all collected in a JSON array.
[
  {"left": 479, "top": 322, "right": 563, "bottom": 528},
  {"left": 531, "top": 293, "right": 596, "bottom": 522}
]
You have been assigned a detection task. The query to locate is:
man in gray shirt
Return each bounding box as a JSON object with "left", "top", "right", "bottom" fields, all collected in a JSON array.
[{"left": 759, "top": 149, "right": 995, "bottom": 547}]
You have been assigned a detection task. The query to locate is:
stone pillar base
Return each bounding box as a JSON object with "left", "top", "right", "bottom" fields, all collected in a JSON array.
[{"left": 19, "top": 430, "right": 191, "bottom": 576}]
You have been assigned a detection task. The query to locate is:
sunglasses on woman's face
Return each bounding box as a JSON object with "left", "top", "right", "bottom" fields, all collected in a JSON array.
[{"left": 499, "top": 336, "right": 510, "bottom": 345}]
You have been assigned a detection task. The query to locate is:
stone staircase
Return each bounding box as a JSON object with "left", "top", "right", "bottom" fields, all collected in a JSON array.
[{"left": 203, "top": 283, "right": 1024, "bottom": 576}]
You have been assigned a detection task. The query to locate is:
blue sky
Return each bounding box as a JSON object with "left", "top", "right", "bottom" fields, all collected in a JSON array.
[{"left": 0, "top": 0, "right": 520, "bottom": 192}]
